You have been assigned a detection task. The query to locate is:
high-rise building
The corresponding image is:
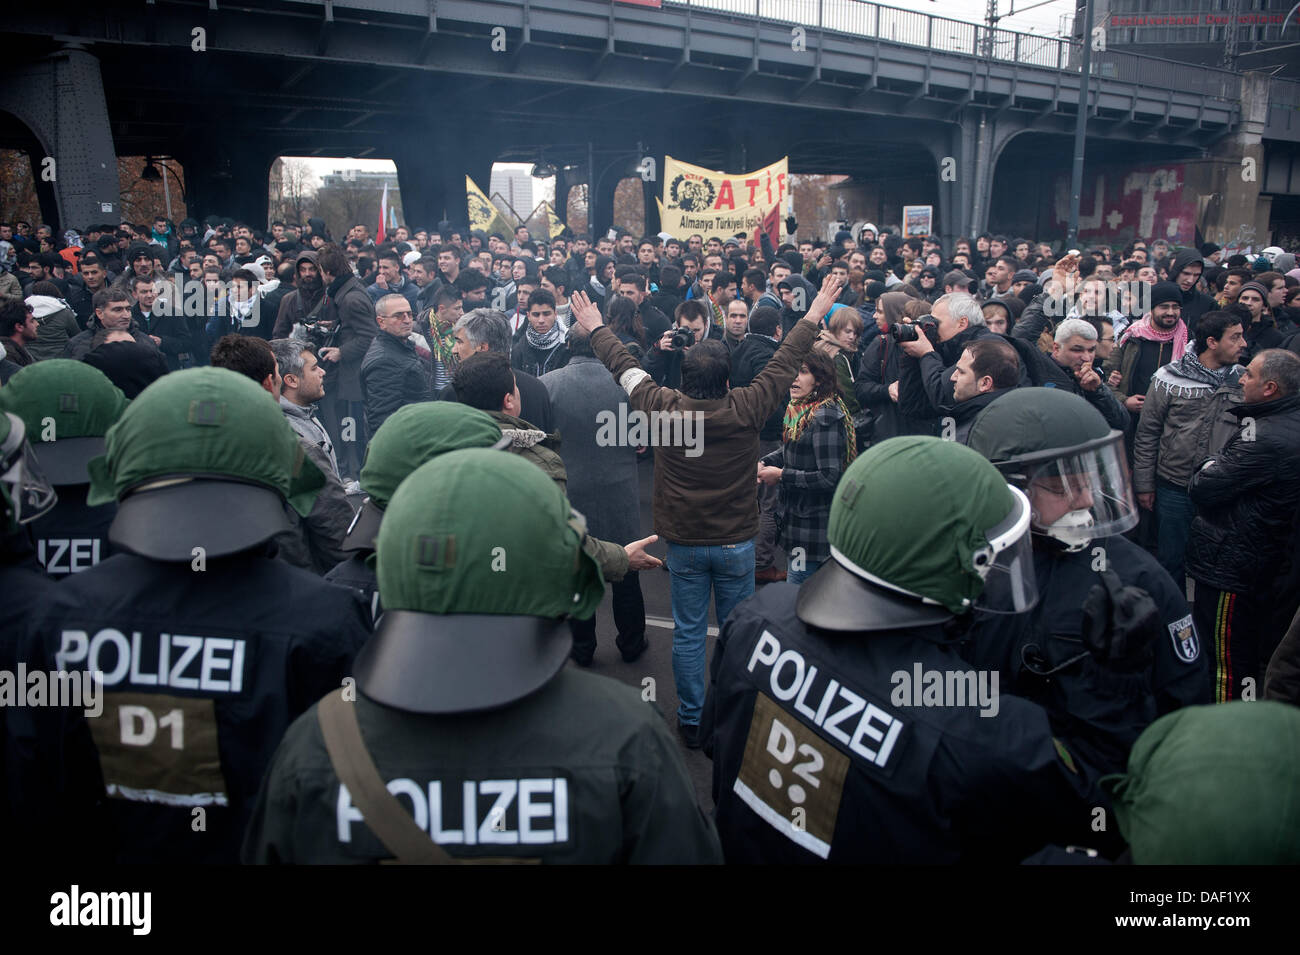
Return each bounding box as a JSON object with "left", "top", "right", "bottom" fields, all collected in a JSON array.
[{"left": 1090, "top": 0, "right": 1300, "bottom": 75}]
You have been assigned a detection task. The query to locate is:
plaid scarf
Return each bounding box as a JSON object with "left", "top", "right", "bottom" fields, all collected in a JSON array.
[
  {"left": 429, "top": 317, "right": 456, "bottom": 368},
  {"left": 782, "top": 394, "right": 858, "bottom": 464},
  {"left": 707, "top": 291, "right": 724, "bottom": 330},
  {"left": 526, "top": 320, "right": 565, "bottom": 352}
]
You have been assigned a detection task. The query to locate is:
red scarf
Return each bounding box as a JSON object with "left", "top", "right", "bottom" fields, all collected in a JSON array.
[{"left": 1119, "top": 315, "right": 1188, "bottom": 360}]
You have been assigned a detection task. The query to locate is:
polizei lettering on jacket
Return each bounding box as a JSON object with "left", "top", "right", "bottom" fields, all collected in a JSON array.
[
  {"left": 337, "top": 778, "right": 571, "bottom": 847},
  {"left": 747, "top": 630, "right": 903, "bottom": 768},
  {"left": 56, "top": 629, "right": 247, "bottom": 694}
]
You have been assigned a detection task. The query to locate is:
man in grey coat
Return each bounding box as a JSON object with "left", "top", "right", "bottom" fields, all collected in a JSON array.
[
  {"left": 541, "top": 325, "right": 649, "bottom": 666},
  {"left": 267, "top": 337, "right": 355, "bottom": 574}
]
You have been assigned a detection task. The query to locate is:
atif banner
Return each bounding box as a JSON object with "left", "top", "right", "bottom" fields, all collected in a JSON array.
[{"left": 657, "top": 156, "right": 789, "bottom": 244}]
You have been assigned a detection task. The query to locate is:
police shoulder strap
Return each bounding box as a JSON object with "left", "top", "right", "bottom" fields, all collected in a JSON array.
[{"left": 316, "top": 689, "right": 455, "bottom": 865}]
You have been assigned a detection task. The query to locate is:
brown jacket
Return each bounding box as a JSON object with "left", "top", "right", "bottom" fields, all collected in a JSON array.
[{"left": 590, "top": 317, "right": 820, "bottom": 545}]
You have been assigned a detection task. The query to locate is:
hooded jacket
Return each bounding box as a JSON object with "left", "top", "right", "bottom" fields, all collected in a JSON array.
[
  {"left": 272, "top": 250, "right": 327, "bottom": 338},
  {"left": 730, "top": 332, "right": 785, "bottom": 441},
  {"left": 24, "top": 295, "right": 81, "bottom": 361},
  {"left": 1170, "top": 248, "right": 1216, "bottom": 340},
  {"left": 1133, "top": 351, "right": 1243, "bottom": 493}
]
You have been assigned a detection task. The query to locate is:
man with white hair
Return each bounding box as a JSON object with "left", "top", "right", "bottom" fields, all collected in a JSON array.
[
  {"left": 896, "top": 291, "right": 1014, "bottom": 422},
  {"left": 1043, "top": 318, "right": 1130, "bottom": 431}
]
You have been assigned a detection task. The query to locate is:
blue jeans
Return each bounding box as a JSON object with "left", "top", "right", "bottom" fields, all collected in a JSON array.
[
  {"left": 787, "top": 557, "right": 824, "bottom": 586},
  {"left": 1156, "top": 480, "right": 1196, "bottom": 588},
  {"left": 667, "top": 540, "right": 755, "bottom": 725}
]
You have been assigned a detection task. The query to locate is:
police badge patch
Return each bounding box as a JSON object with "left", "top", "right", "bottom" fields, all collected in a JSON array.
[{"left": 1168, "top": 614, "right": 1199, "bottom": 663}]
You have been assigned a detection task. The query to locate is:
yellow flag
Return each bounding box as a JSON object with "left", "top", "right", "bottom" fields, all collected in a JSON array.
[
  {"left": 466, "top": 176, "right": 514, "bottom": 238},
  {"left": 544, "top": 200, "right": 565, "bottom": 239}
]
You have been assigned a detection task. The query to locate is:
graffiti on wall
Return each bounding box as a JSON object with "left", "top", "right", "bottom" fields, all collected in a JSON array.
[{"left": 1052, "top": 164, "right": 1197, "bottom": 244}]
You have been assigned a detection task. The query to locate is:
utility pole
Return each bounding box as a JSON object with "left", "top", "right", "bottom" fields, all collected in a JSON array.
[
  {"left": 1223, "top": 0, "right": 1242, "bottom": 71},
  {"left": 1066, "top": 0, "right": 1094, "bottom": 249}
]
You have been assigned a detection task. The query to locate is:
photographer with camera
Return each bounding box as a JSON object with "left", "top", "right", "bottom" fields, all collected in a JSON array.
[
  {"left": 895, "top": 292, "right": 1010, "bottom": 429},
  {"left": 644, "top": 299, "right": 716, "bottom": 390},
  {"left": 570, "top": 273, "right": 845, "bottom": 749}
]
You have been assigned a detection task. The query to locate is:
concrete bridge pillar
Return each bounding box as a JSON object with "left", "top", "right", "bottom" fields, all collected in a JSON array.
[
  {"left": 0, "top": 44, "right": 119, "bottom": 230},
  {"left": 1190, "top": 72, "right": 1272, "bottom": 249},
  {"left": 394, "top": 139, "right": 495, "bottom": 234},
  {"left": 177, "top": 142, "right": 275, "bottom": 229}
]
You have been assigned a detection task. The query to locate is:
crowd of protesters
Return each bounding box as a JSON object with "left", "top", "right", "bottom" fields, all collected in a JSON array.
[{"left": 2, "top": 208, "right": 1300, "bottom": 864}]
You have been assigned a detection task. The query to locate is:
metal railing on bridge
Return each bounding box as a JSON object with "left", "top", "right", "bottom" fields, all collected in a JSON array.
[{"left": 667, "top": 0, "right": 1242, "bottom": 101}]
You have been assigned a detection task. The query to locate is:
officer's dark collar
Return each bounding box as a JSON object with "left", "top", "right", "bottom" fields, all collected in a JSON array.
[{"left": 353, "top": 612, "right": 571, "bottom": 715}]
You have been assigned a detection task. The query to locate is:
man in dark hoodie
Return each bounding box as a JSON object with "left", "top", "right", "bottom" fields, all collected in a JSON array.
[
  {"left": 1170, "top": 248, "right": 1215, "bottom": 341},
  {"left": 776, "top": 273, "right": 816, "bottom": 336},
  {"left": 272, "top": 250, "right": 327, "bottom": 338}
]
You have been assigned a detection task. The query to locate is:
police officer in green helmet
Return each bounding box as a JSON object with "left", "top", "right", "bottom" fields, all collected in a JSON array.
[
  {"left": 328, "top": 400, "right": 659, "bottom": 623},
  {"left": 245, "top": 449, "right": 722, "bottom": 864},
  {"left": 963, "top": 388, "right": 1203, "bottom": 770},
  {"left": 0, "top": 360, "right": 128, "bottom": 579},
  {"left": 326, "top": 401, "right": 507, "bottom": 619},
  {"left": 706, "top": 436, "right": 1152, "bottom": 863},
  {"left": 37, "top": 366, "right": 373, "bottom": 863}
]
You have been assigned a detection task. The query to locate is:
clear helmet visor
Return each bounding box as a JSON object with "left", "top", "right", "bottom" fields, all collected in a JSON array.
[
  {"left": 1018, "top": 433, "right": 1137, "bottom": 551},
  {"left": 973, "top": 484, "right": 1038, "bottom": 614},
  {"left": 0, "top": 414, "right": 57, "bottom": 526}
]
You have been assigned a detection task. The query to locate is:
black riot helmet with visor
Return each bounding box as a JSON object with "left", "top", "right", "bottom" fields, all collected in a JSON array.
[
  {"left": 0, "top": 411, "right": 57, "bottom": 531},
  {"left": 965, "top": 389, "right": 1138, "bottom": 552}
]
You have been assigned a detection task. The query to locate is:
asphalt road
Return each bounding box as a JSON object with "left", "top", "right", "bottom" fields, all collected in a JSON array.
[{"left": 560, "top": 454, "right": 759, "bottom": 811}]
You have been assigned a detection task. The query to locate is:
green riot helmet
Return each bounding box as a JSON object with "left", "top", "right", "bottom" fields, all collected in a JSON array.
[
  {"left": 966, "top": 388, "right": 1138, "bottom": 552},
  {"left": 797, "top": 436, "right": 1035, "bottom": 632},
  {"left": 344, "top": 401, "right": 508, "bottom": 553},
  {"left": 356, "top": 448, "right": 605, "bottom": 713},
  {"left": 0, "top": 411, "right": 57, "bottom": 531},
  {"left": 0, "top": 360, "right": 128, "bottom": 485}
]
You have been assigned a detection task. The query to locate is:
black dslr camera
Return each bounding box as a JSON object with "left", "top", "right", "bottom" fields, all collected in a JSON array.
[
  {"left": 302, "top": 319, "right": 338, "bottom": 352},
  {"left": 891, "top": 319, "right": 940, "bottom": 346},
  {"left": 669, "top": 326, "right": 696, "bottom": 350}
]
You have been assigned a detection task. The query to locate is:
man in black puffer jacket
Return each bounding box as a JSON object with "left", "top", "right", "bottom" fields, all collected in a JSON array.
[
  {"left": 359, "top": 294, "right": 432, "bottom": 436},
  {"left": 1185, "top": 349, "right": 1300, "bottom": 702}
]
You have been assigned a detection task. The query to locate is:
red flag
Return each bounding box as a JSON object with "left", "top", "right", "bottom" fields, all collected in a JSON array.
[
  {"left": 753, "top": 204, "right": 779, "bottom": 254},
  {"left": 377, "top": 182, "right": 388, "bottom": 244}
]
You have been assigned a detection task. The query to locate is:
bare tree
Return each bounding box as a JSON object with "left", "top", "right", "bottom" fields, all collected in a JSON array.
[{"left": 269, "top": 158, "right": 318, "bottom": 228}]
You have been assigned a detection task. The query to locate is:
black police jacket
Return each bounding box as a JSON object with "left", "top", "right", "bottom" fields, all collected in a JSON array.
[
  {"left": 34, "top": 550, "right": 373, "bottom": 863},
  {"left": 2, "top": 559, "right": 108, "bottom": 860},
  {"left": 706, "top": 583, "right": 1132, "bottom": 864},
  {"left": 27, "top": 484, "right": 116, "bottom": 580},
  {"left": 964, "top": 535, "right": 1206, "bottom": 768},
  {"left": 324, "top": 552, "right": 379, "bottom": 625},
  {"left": 242, "top": 668, "right": 723, "bottom": 864}
]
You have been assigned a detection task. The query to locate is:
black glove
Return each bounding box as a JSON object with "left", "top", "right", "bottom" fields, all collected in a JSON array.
[
  {"left": 786, "top": 215, "right": 798, "bottom": 235},
  {"left": 1080, "top": 570, "right": 1159, "bottom": 673}
]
